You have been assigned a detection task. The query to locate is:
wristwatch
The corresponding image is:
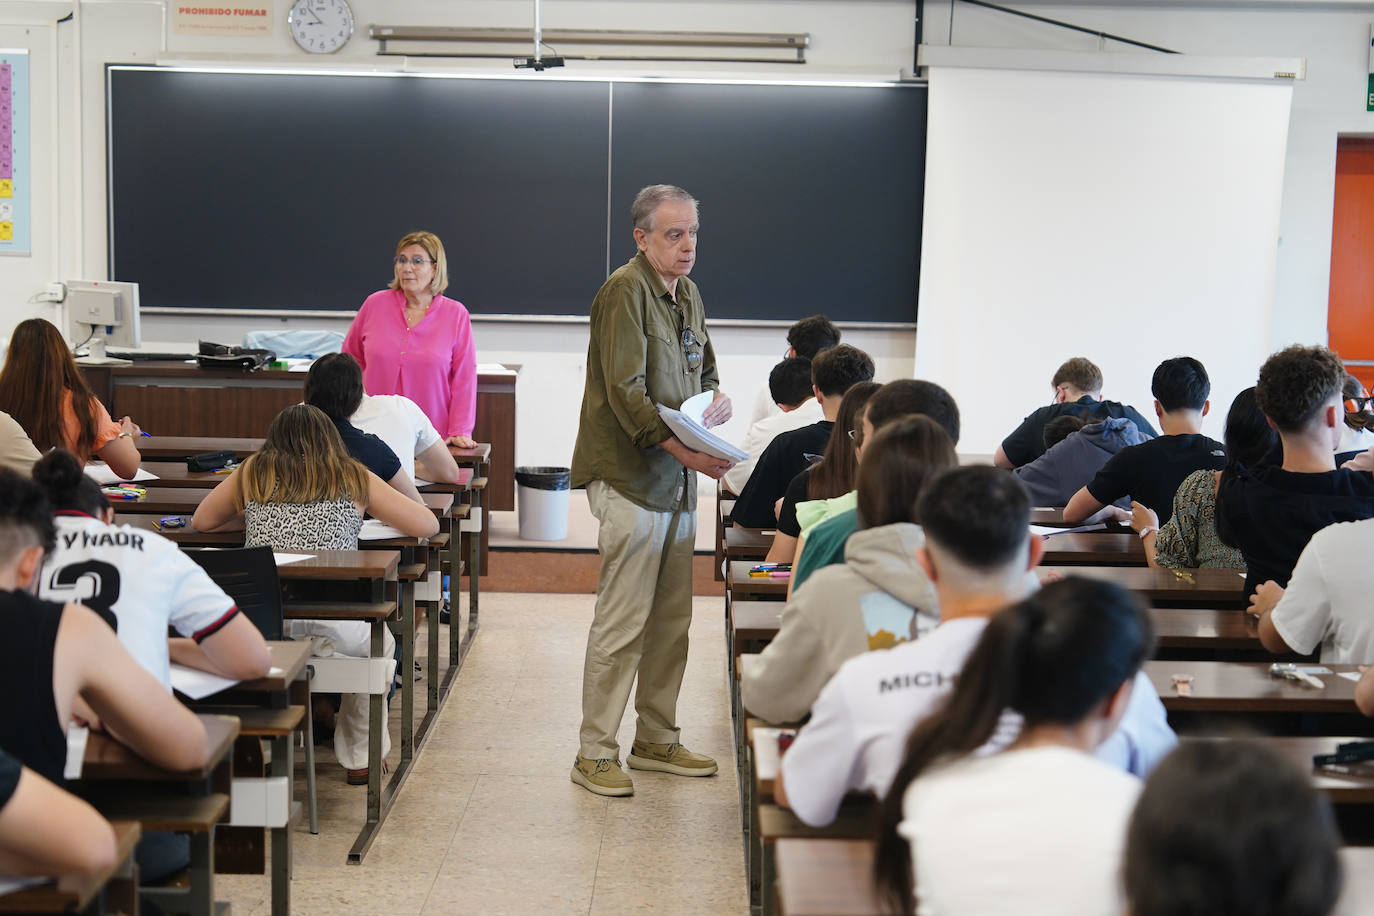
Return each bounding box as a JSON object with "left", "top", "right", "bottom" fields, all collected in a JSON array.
[{"left": 1137, "top": 526, "right": 1158, "bottom": 540}]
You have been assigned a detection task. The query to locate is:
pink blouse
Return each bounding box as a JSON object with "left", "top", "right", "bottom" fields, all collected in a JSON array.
[{"left": 342, "top": 289, "right": 478, "bottom": 438}]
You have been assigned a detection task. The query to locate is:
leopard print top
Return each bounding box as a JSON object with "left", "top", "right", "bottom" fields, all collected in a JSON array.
[{"left": 243, "top": 498, "right": 362, "bottom": 550}]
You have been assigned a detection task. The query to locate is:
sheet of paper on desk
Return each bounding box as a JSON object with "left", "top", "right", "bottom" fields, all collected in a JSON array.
[
  {"left": 1029, "top": 523, "right": 1108, "bottom": 536},
  {"left": 476, "top": 362, "right": 517, "bottom": 376},
  {"left": 84, "top": 464, "right": 160, "bottom": 485},
  {"left": 360, "top": 520, "right": 407, "bottom": 540},
  {"left": 414, "top": 477, "right": 435, "bottom": 487},
  {"left": 272, "top": 552, "right": 314, "bottom": 565},
  {"left": 170, "top": 663, "right": 239, "bottom": 700},
  {"left": 1338, "top": 672, "right": 1363, "bottom": 683},
  {"left": 0, "top": 876, "right": 46, "bottom": 898}
]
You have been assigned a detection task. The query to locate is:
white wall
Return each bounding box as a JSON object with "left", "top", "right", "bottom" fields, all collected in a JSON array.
[{"left": 2, "top": 0, "right": 1373, "bottom": 464}]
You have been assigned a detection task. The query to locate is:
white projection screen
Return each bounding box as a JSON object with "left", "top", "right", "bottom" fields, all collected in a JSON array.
[{"left": 914, "top": 61, "right": 1294, "bottom": 455}]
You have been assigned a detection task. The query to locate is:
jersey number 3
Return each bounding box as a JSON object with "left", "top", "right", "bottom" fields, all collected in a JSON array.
[{"left": 47, "top": 561, "right": 121, "bottom": 632}]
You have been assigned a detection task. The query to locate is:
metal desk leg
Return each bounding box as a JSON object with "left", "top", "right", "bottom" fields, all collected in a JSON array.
[
  {"left": 348, "top": 618, "right": 387, "bottom": 864},
  {"left": 467, "top": 486, "right": 481, "bottom": 638},
  {"left": 269, "top": 732, "right": 292, "bottom": 916},
  {"left": 397, "top": 569, "right": 415, "bottom": 765},
  {"left": 302, "top": 665, "right": 318, "bottom": 835}
]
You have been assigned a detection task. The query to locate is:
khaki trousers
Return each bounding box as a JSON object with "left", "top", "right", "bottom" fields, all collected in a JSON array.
[{"left": 580, "top": 478, "right": 696, "bottom": 760}]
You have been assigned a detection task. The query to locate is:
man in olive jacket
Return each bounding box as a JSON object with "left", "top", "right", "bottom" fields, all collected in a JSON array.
[{"left": 569, "top": 184, "right": 733, "bottom": 797}]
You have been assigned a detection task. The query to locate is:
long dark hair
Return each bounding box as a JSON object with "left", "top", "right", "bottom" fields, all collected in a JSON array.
[
  {"left": 0, "top": 318, "right": 103, "bottom": 459},
  {"left": 1223, "top": 386, "right": 1277, "bottom": 472},
  {"left": 872, "top": 577, "right": 1154, "bottom": 915},
  {"left": 31, "top": 449, "right": 111, "bottom": 517},
  {"left": 807, "top": 381, "right": 880, "bottom": 500}
]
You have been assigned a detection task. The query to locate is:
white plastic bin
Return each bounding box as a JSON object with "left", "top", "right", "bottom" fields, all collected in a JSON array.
[{"left": 515, "top": 466, "right": 571, "bottom": 541}]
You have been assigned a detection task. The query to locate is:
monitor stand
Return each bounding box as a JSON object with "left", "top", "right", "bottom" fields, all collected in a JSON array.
[{"left": 73, "top": 336, "right": 132, "bottom": 366}]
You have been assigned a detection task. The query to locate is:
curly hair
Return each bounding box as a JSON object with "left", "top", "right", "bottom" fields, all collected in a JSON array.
[
  {"left": 1255, "top": 345, "right": 1346, "bottom": 433},
  {"left": 1051, "top": 357, "right": 1103, "bottom": 396}
]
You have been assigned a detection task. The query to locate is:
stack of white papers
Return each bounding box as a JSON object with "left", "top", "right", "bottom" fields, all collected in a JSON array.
[
  {"left": 84, "top": 464, "right": 160, "bottom": 486},
  {"left": 360, "top": 520, "right": 409, "bottom": 540},
  {"left": 1029, "top": 523, "right": 1110, "bottom": 537},
  {"left": 657, "top": 392, "right": 748, "bottom": 463}
]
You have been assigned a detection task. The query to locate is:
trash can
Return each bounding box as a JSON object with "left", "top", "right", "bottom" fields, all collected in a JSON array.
[{"left": 515, "top": 466, "right": 572, "bottom": 541}]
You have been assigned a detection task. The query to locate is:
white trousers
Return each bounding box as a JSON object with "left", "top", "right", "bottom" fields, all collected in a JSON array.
[{"left": 288, "top": 619, "right": 396, "bottom": 771}]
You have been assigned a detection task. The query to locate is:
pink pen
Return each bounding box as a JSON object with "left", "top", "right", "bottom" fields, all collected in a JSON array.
[{"left": 769, "top": 571, "right": 791, "bottom": 578}]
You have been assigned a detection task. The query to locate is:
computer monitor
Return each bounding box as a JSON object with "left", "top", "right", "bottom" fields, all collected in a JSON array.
[{"left": 66, "top": 280, "right": 141, "bottom": 365}]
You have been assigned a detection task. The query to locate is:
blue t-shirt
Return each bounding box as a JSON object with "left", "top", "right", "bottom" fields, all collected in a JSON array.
[{"left": 332, "top": 419, "right": 402, "bottom": 482}]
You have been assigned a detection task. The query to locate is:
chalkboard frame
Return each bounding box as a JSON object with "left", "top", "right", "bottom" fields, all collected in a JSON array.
[{"left": 107, "top": 65, "right": 926, "bottom": 326}]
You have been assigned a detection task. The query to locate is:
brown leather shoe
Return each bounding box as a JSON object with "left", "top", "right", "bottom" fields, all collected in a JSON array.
[{"left": 346, "top": 767, "right": 368, "bottom": 785}]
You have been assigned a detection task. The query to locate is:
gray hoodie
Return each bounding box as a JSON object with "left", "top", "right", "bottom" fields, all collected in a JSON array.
[
  {"left": 740, "top": 523, "right": 937, "bottom": 724},
  {"left": 1013, "top": 416, "right": 1149, "bottom": 509}
]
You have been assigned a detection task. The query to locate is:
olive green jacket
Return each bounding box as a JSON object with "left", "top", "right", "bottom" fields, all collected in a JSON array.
[{"left": 571, "top": 252, "right": 719, "bottom": 512}]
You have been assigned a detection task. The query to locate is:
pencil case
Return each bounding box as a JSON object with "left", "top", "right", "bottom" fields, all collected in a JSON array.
[{"left": 187, "top": 450, "right": 236, "bottom": 472}]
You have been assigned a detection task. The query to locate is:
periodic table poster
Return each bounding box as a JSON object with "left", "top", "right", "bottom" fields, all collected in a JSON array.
[{"left": 0, "top": 50, "right": 29, "bottom": 256}]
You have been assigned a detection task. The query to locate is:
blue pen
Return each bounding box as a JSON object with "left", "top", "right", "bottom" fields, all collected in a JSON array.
[{"left": 140, "top": 431, "right": 152, "bottom": 438}]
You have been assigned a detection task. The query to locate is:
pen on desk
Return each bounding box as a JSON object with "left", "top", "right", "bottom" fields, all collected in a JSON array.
[{"left": 140, "top": 431, "right": 152, "bottom": 438}]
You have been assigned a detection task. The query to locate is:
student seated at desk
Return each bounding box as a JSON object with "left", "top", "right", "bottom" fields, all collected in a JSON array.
[
  {"left": 0, "top": 745, "right": 117, "bottom": 878},
  {"left": 1012, "top": 413, "right": 1148, "bottom": 510},
  {"left": 730, "top": 344, "right": 874, "bottom": 529},
  {"left": 1064, "top": 357, "right": 1226, "bottom": 526},
  {"left": 348, "top": 385, "right": 463, "bottom": 487},
  {"left": 1217, "top": 345, "right": 1374, "bottom": 597},
  {"left": 304, "top": 353, "right": 425, "bottom": 502},
  {"left": 776, "top": 468, "right": 1173, "bottom": 828},
  {"left": 1129, "top": 387, "right": 1270, "bottom": 570},
  {"left": 0, "top": 319, "right": 143, "bottom": 480},
  {"left": 741, "top": 415, "right": 955, "bottom": 724},
  {"left": 873, "top": 578, "right": 1154, "bottom": 916},
  {"left": 994, "top": 356, "right": 1157, "bottom": 470},
  {"left": 1245, "top": 514, "right": 1374, "bottom": 663},
  {"left": 1124, "top": 740, "right": 1342, "bottom": 916},
  {"left": 723, "top": 356, "right": 823, "bottom": 496},
  {"left": 0, "top": 468, "right": 210, "bottom": 880},
  {"left": 763, "top": 381, "right": 878, "bottom": 566},
  {"left": 745, "top": 314, "right": 840, "bottom": 426},
  {"left": 789, "top": 379, "right": 961, "bottom": 592},
  {"left": 192, "top": 404, "right": 438, "bottom": 784},
  {"left": 1336, "top": 373, "right": 1374, "bottom": 465},
  {"left": 32, "top": 449, "right": 271, "bottom": 685}
]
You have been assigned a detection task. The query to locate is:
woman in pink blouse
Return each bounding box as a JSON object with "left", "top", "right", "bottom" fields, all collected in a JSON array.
[{"left": 342, "top": 231, "right": 478, "bottom": 448}]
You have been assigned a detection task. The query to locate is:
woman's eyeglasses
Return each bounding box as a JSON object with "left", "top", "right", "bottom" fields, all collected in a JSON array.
[
  {"left": 394, "top": 256, "right": 436, "bottom": 267},
  {"left": 1345, "top": 396, "right": 1373, "bottom": 412}
]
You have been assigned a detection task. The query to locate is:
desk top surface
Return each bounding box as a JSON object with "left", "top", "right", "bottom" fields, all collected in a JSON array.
[
  {"left": 139, "top": 435, "right": 491, "bottom": 467},
  {"left": 1041, "top": 565, "right": 1245, "bottom": 605},
  {"left": 1146, "top": 659, "right": 1362, "bottom": 712},
  {"left": 80, "top": 713, "right": 239, "bottom": 782},
  {"left": 0, "top": 821, "right": 141, "bottom": 914}
]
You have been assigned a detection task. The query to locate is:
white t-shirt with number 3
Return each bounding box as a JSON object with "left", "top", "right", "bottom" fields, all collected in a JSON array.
[{"left": 39, "top": 512, "right": 239, "bottom": 690}]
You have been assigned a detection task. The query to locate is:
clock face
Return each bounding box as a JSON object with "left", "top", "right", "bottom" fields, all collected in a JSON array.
[{"left": 288, "top": 0, "right": 354, "bottom": 54}]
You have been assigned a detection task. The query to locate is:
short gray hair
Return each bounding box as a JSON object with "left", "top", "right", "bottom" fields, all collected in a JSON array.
[{"left": 631, "top": 184, "right": 698, "bottom": 232}]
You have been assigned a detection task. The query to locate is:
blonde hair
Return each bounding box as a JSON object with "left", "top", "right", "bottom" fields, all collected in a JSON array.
[
  {"left": 235, "top": 404, "right": 371, "bottom": 508},
  {"left": 388, "top": 230, "right": 449, "bottom": 296}
]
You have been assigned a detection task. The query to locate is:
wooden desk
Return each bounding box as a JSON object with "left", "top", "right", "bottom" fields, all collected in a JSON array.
[
  {"left": 774, "top": 839, "right": 890, "bottom": 916},
  {"left": 0, "top": 821, "right": 142, "bottom": 915},
  {"left": 80, "top": 361, "right": 517, "bottom": 510},
  {"left": 1038, "top": 531, "right": 1145, "bottom": 566},
  {"left": 729, "top": 563, "right": 790, "bottom": 600},
  {"left": 774, "top": 841, "right": 1374, "bottom": 916},
  {"left": 1153, "top": 608, "right": 1261, "bottom": 652},
  {"left": 79, "top": 714, "right": 238, "bottom": 916},
  {"left": 1041, "top": 565, "right": 1245, "bottom": 607},
  {"left": 190, "top": 641, "right": 309, "bottom": 916},
  {"left": 1146, "top": 660, "right": 1363, "bottom": 714},
  {"left": 109, "top": 487, "right": 451, "bottom": 520},
  {"left": 726, "top": 526, "right": 776, "bottom": 561}
]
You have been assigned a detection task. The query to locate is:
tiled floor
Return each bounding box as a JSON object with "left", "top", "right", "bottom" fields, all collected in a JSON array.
[{"left": 219, "top": 591, "right": 746, "bottom": 915}]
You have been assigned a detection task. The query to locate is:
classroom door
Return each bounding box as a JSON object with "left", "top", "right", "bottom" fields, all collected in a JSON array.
[{"left": 1329, "top": 137, "right": 1374, "bottom": 389}]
